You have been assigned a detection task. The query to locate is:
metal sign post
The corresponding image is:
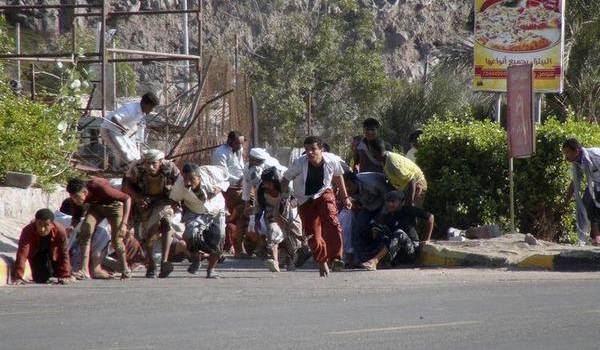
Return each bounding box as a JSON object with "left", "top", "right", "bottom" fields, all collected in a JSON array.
[{"left": 507, "top": 64, "right": 535, "bottom": 233}]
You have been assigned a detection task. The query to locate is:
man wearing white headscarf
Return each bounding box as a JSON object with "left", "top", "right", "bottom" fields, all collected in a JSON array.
[
  {"left": 169, "top": 163, "right": 229, "bottom": 278},
  {"left": 123, "top": 149, "right": 180, "bottom": 278},
  {"left": 231, "top": 148, "right": 286, "bottom": 257}
]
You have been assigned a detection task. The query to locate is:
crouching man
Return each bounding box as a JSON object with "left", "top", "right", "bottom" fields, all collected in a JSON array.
[
  {"left": 250, "top": 166, "right": 304, "bottom": 272},
  {"left": 169, "top": 163, "right": 229, "bottom": 279},
  {"left": 66, "top": 177, "right": 133, "bottom": 279},
  {"left": 14, "top": 209, "right": 73, "bottom": 285},
  {"left": 123, "top": 149, "right": 180, "bottom": 278},
  {"left": 360, "top": 191, "right": 433, "bottom": 271}
]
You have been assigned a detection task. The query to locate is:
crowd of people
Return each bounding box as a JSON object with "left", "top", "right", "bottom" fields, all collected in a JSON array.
[
  {"left": 13, "top": 93, "right": 437, "bottom": 284},
  {"left": 14, "top": 91, "right": 600, "bottom": 285}
]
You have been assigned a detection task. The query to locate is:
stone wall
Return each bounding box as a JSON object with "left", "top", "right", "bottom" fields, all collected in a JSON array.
[{"left": 0, "top": 186, "right": 67, "bottom": 220}]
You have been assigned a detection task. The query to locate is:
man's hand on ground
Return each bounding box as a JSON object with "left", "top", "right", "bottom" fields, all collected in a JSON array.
[{"left": 57, "top": 276, "right": 76, "bottom": 285}]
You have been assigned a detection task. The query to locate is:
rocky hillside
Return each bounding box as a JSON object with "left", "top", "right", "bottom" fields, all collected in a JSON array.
[{"left": 5, "top": 0, "right": 472, "bottom": 94}]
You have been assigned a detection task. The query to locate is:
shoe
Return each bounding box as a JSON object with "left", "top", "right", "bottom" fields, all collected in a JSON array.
[
  {"left": 331, "top": 259, "right": 345, "bottom": 272},
  {"left": 265, "top": 258, "right": 280, "bottom": 272},
  {"left": 158, "top": 262, "right": 174, "bottom": 278},
  {"left": 187, "top": 259, "right": 201, "bottom": 275},
  {"left": 145, "top": 264, "right": 156, "bottom": 278},
  {"left": 206, "top": 269, "right": 221, "bottom": 279}
]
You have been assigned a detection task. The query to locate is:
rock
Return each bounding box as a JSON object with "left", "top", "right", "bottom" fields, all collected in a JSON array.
[{"left": 524, "top": 234, "right": 538, "bottom": 246}]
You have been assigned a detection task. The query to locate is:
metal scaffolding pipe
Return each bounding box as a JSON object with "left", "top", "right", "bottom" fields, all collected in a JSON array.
[
  {"left": 0, "top": 52, "right": 99, "bottom": 59},
  {"left": 106, "top": 48, "right": 202, "bottom": 60},
  {"left": 6, "top": 57, "right": 75, "bottom": 63},
  {"left": 0, "top": 4, "right": 99, "bottom": 10},
  {"left": 108, "top": 9, "right": 200, "bottom": 17}
]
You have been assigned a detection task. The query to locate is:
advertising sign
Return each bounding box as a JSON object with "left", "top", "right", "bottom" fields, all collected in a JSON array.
[
  {"left": 473, "top": 0, "right": 564, "bottom": 92},
  {"left": 507, "top": 64, "right": 535, "bottom": 158}
]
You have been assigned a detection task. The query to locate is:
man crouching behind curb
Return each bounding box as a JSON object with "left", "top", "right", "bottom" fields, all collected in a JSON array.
[{"left": 170, "top": 163, "right": 229, "bottom": 279}]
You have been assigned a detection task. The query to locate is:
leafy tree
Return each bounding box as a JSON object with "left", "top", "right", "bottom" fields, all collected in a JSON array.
[{"left": 245, "top": 1, "right": 388, "bottom": 151}]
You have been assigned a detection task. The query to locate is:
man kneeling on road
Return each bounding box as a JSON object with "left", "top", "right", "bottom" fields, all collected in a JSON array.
[
  {"left": 123, "top": 149, "right": 180, "bottom": 278},
  {"left": 14, "top": 209, "right": 73, "bottom": 285},
  {"left": 169, "top": 163, "right": 229, "bottom": 279}
]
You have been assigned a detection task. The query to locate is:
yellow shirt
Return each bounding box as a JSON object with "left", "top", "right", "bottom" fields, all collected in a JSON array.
[{"left": 384, "top": 152, "right": 426, "bottom": 190}]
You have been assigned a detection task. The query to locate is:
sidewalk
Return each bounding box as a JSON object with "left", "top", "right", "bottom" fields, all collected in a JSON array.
[{"left": 419, "top": 234, "right": 600, "bottom": 271}]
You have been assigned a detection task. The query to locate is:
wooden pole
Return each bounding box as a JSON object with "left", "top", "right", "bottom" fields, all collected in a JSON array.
[
  {"left": 234, "top": 33, "right": 239, "bottom": 75},
  {"left": 197, "top": 0, "right": 202, "bottom": 81},
  {"left": 306, "top": 92, "right": 312, "bottom": 135},
  {"left": 16, "top": 22, "right": 21, "bottom": 84},
  {"left": 30, "top": 64, "right": 35, "bottom": 100},
  {"left": 100, "top": 0, "right": 106, "bottom": 118}
]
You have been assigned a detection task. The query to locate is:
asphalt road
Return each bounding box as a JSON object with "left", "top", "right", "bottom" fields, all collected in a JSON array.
[{"left": 1, "top": 259, "right": 600, "bottom": 350}]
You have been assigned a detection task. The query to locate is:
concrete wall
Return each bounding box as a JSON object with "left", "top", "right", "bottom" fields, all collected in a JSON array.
[{"left": 0, "top": 186, "right": 67, "bottom": 220}]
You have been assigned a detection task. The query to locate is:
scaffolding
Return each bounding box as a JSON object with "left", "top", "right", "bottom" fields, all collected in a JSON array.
[{"left": 0, "top": 0, "right": 256, "bottom": 172}]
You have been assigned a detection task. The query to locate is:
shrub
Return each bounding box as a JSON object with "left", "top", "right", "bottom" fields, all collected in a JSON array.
[
  {"left": 418, "top": 118, "right": 509, "bottom": 235},
  {"left": 418, "top": 116, "right": 600, "bottom": 242},
  {"left": 0, "top": 66, "right": 84, "bottom": 189}
]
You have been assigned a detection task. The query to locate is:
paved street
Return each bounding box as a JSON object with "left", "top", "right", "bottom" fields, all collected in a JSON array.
[{"left": 1, "top": 259, "right": 600, "bottom": 350}]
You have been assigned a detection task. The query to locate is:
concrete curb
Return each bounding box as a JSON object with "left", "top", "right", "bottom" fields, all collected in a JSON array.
[
  {"left": 419, "top": 244, "right": 509, "bottom": 268},
  {"left": 0, "top": 254, "right": 31, "bottom": 286},
  {"left": 0, "top": 254, "right": 13, "bottom": 286},
  {"left": 419, "top": 243, "right": 600, "bottom": 271}
]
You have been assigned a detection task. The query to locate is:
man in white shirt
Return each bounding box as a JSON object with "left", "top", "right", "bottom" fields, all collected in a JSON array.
[
  {"left": 282, "top": 136, "right": 352, "bottom": 277},
  {"left": 169, "top": 163, "right": 229, "bottom": 278},
  {"left": 212, "top": 131, "right": 247, "bottom": 255},
  {"left": 100, "top": 92, "right": 159, "bottom": 170},
  {"left": 563, "top": 138, "right": 600, "bottom": 245}
]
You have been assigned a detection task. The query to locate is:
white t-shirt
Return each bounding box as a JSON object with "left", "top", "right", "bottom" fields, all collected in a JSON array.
[
  {"left": 283, "top": 152, "right": 344, "bottom": 205},
  {"left": 211, "top": 144, "right": 245, "bottom": 186},
  {"left": 101, "top": 101, "right": 145, "bottom": 139}
]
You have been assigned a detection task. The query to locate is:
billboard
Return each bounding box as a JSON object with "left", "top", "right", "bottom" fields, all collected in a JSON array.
[
  {"left": 507, "top": 64, "right": 535, "bottom": 158},
  {"left": 473, "top": 0, "right": 565, "bottom": 93}
]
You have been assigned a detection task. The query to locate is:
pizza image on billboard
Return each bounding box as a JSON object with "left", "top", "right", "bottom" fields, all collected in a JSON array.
[{"left": 476, "top": 0, "right": 561, "bottom": 53}]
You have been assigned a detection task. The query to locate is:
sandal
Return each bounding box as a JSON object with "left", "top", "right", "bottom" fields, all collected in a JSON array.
[
  {"left": 72, "top": 270, "right": 91, "bottom": 280},
  {"left": 360, "top": 261, "right": 377, "bottom": 271}
]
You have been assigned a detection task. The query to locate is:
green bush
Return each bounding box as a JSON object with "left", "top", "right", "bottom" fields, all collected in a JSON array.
[
  {"left": 418, "top": 116, "right": 600, "bottom": 242},
  {"left": 0, "top": 76, "right": 81, "bottom": 189}
]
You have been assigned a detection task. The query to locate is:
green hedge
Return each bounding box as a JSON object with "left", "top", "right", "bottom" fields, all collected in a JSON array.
[
  {"left": 418, "top": 116, "right": 600, "bottom": 242},
  {"left": 0, "top": 83, "right": 80, "bottom": 189}
]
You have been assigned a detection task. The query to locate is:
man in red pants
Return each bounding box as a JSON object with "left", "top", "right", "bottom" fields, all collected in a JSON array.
[{"left": 282, "top": 136, "right": 352, "bottom": 277}]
